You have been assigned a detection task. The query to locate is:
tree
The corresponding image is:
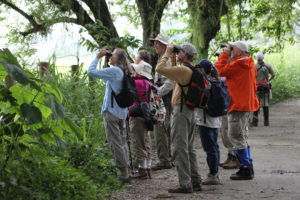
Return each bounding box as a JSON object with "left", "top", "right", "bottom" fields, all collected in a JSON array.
[
  {"left": 135, "top": 0, "right": 170, "bottom": 47},
  {"left": 0, "top": 0, "right": 136, "bottom": 51},
  {"left": 186, "top": 0, "right": 228, "bottom": 59}
]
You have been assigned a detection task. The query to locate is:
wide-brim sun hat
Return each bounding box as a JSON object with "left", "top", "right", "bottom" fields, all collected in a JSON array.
[
  {"left": 132, "top": 61, "right": 153, "bottom": 80},
  {"left": 228, "top": 41, "right": 248, "bottom": 52},
  {"left": 149, "top": 34, "right": 169, "bottom": 45}
]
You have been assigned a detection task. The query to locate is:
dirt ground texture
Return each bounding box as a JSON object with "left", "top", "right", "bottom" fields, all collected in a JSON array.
[{"left": 111, "top": 98, "right": 300, "bottom": 200}]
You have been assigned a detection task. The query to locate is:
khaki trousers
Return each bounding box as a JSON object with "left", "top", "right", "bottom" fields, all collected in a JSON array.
[{"left": 171, "top": 104, "right": 201, "bottom": 189}]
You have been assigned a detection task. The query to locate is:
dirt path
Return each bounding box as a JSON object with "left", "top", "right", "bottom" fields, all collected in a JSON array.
[{"left": 112, "top": 98, "right": 300, "bottom": 200}]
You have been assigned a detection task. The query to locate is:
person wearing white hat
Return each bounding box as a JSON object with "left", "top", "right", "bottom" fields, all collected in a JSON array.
[
  {"left": 150, "top": 34, "right": 174, "bottom": 171},
  {"left": 252, "top": 51, "right": 275, "bottom": 126},
  {"left": 215, "top": 41, "right": 259, "bottom": 180},
  {"left": 128, "top": 50, "right": 153, "bottom": 179}
]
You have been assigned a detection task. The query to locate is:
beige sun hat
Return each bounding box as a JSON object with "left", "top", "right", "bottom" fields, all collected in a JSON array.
[
  {"left": 228, "top": 41, "right": 248, "bottom": 52},
  {"left": 132, "top": 60, "right": 153, "bottom": 80},
  {"left": 149, "top": 34, "right": 169, "bottom": 45}
]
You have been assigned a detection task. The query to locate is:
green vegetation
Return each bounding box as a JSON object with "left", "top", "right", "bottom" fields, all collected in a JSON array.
[
  {"left": 265, "top": 44, "right": 300, "bottom": 104},
  {"left": 0, "top": 49, "right": 121, "bottom": 200}
]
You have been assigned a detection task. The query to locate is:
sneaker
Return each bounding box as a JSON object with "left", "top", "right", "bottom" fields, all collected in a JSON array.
[
  {"left": 151, "top": 163, "right": 172, "bottom": 171},
  {"left": 230, "top": 165, "right": 254, "bottom": 180},
  {"left": 168, "top": 186, "right": 193, "bottom": 193},
  {"left": 202, "top": 174, "right": 221, "bottom": 185}
]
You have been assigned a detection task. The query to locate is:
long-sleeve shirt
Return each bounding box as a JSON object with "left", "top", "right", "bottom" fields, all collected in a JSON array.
[
  {"left": 215, "top": 52, "right": 259, "bottom": 112},
  {"left": 87, "top": 58, "right": 128, "bottom": 119},
  {"left": 155, "top": 51, "right": 192, "bottom": 106},
  {"left": 154, "top": 58, "right": 174, "bottom": 96}
]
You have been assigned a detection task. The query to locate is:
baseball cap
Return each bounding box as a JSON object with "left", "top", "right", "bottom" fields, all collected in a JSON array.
[
  {"left": 178, "top": 43, "right": 197, "bottom": 56},
  {"left": 149, "top": 34, "right": 169, "bottom": 45},
  {"left": 256, "top": 51, "right": 264, "bottom": 60},
  {"left": 228, "top": 41, "right": 248, "bottom": 52}
]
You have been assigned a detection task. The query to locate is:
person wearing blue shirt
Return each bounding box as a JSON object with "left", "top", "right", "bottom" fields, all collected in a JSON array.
[{"left": 88, "top": 48, "right": 133, "bottom": 183}]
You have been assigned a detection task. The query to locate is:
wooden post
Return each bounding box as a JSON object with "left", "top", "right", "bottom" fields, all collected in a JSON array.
[
  {"left": 71, "top": 65, "right": 79, "bottom": 82},
  {"left": 39, "top": 62, "right": 50, "bottom": 81},
  {"left": 5, "top": 75, "right": 15, "bottom": 89}
]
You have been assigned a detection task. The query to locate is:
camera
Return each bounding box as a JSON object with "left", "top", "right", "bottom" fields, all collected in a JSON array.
[
  {"left": 106, "top": 52, "right": 112, "bottom": 58},
  {"left": 173, "top": 45, "right": 181, "bottom": 53},
  {"left": 220, "top": 44, "right": 227, "bottom": 48}
]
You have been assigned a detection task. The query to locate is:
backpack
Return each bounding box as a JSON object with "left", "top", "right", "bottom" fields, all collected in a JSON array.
[
  {"left": 149, "top": 84, "right": 166, "bottom": 126},
  {"left": 205, "top": 80, "right": 231, "bottom": 117},
  {"left": 111, "top": 71, "right": 137, "bottom": 108},
  {"left": 179, "top": 64, "right": 210, "bottom": 111}
]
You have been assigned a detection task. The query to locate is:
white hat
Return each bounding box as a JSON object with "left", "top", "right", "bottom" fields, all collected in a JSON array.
[
  {"left": 149, "top": 34, "right": 169, "bottom": 45},
  {"left": 256, "top": 51, "right": 264, "bottom": 60},
  {"left": 132, "top": 60, "right": 153, "bottom": 80},
  {"left": 228, "top": 41, "right": 248, "bottom": 52}
]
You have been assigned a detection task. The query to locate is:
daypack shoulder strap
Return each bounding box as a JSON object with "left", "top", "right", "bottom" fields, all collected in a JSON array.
[{"left": 111, "top": 69, "right": 125, "bottom": 108}]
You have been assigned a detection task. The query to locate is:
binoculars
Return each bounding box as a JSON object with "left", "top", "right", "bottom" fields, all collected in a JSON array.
[
  {"left": 173, "top": 45, "right": 181, "bottom": 53},
  {"left": 106, "top": 52, "right": 112, "bottom": 58}
]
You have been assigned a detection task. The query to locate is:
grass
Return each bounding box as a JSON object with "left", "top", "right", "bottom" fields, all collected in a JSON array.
[{"left": 263, "top": 43, "right": 300, "bottom": 104}]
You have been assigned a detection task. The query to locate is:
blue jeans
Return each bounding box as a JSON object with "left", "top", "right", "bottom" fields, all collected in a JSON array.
[{"left": 198, "top": 126, "right": 220, "bottom": 175}]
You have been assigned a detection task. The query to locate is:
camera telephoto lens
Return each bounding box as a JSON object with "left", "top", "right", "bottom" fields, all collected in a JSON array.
[{"left": 220, "top": 44, "right": 227, "bottom": 48}]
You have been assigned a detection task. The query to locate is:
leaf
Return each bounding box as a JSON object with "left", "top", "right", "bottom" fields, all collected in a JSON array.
[
  {"left": 44, "top": 93, "right": 65, "bottom": 120},
  {"left": 20, "top": 103, "right": 42, "bottom": 124},
  {"left": 0, "top": 48, "right": 20, "bottom": 67},
  {"left": 2, "top": 59, "right": 29, "bottom": 85},
  {"left": 59, "top": 117, "right": 82, "bottom": 140},
  {"left": 53, "top": 134, "right": 67, "bottom": 150}
]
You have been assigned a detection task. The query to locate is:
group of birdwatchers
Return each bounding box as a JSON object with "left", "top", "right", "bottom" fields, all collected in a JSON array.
[{"left": 87, "top": 33, "right": 275, "bottom": 193}]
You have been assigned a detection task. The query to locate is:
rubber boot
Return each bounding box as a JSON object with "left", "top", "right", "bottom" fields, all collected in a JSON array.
[
  {"left": 230, "top": 165, "right": 253, "bottom": 180},
  {"left": 252, "top": 110, "right": 259, "bottom": 127},
  {"left": 263, "top": 106, "right": 269, "bottom": 126}
]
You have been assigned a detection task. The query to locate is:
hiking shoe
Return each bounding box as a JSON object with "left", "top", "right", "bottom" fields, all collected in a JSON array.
[
  {"left": 151, "top": 163, "right": 172, "bottom": 171},
  {"left": 168, "top": 186, "right": 193, "bottom": 193},
  {"left": 192, "top": 182, "right": 203, "bottom": 191},
  {"left": 220, "top": 153, "right": 233, "bottom": 167},
  {"left": 202, "top": 174, "right": 221, "bottom": 185},
  {"left": 131, "top": 168, "right": 148, "bottom": 179},
  {"left": 222, "top": 157, "right": 240, "bottom": 169},
  {"left": 117, "top": 176, "right": 132, "bottom": 184},
  {"left": 230, "top": 165, "right": 253, "bottom": 180}
]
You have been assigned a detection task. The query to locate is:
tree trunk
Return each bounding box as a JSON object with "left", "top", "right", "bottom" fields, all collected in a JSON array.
[
  {"left": 135, "top": 0, "right": 169, "bottom": 48},
  {"left": 187, "top": 0, "right": 228, "bottom": 59}
]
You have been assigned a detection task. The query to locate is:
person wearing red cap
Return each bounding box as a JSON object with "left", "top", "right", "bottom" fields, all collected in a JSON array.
[{"left": 215, "top": 41, "right": 259, "bottom": 180}]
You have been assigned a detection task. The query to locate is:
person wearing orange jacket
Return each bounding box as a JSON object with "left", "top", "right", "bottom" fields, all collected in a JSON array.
[{"left": 215, "top": 41, "right": 259, "bottom": 180}]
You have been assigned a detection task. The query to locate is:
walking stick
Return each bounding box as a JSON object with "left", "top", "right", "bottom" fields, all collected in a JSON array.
[{"left": 125, "top": 119, "right": 135, "bottom": 175}]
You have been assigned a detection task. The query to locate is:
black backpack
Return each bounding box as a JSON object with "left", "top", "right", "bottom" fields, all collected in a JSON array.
[
  {"left": 111, "top": 71, "right": 137, "bottom": 108},
  {"left": 205, "top": 80, "right": 231, "bottom": 117},
  {"left": 179, "top": 64, "right": 210, "bottom": 111}
]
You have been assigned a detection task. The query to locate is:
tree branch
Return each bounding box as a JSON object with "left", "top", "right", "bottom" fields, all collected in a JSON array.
[{"left": 0, "top": 0, "right": 43, "bottom": 33}]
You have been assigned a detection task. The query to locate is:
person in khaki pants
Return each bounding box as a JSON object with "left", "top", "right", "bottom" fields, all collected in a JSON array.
[
  {"left": 156, "top": 43, "right": 202, "bottom": 193},
  {"left": 150, "top": 34, "right": 174, "bottom": 170},
  {"left": 129, "top": 50, "right": 153, "bottom": 179},
  {"left": 88, "top": 48, "right": 133, "bottom": 183}
]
